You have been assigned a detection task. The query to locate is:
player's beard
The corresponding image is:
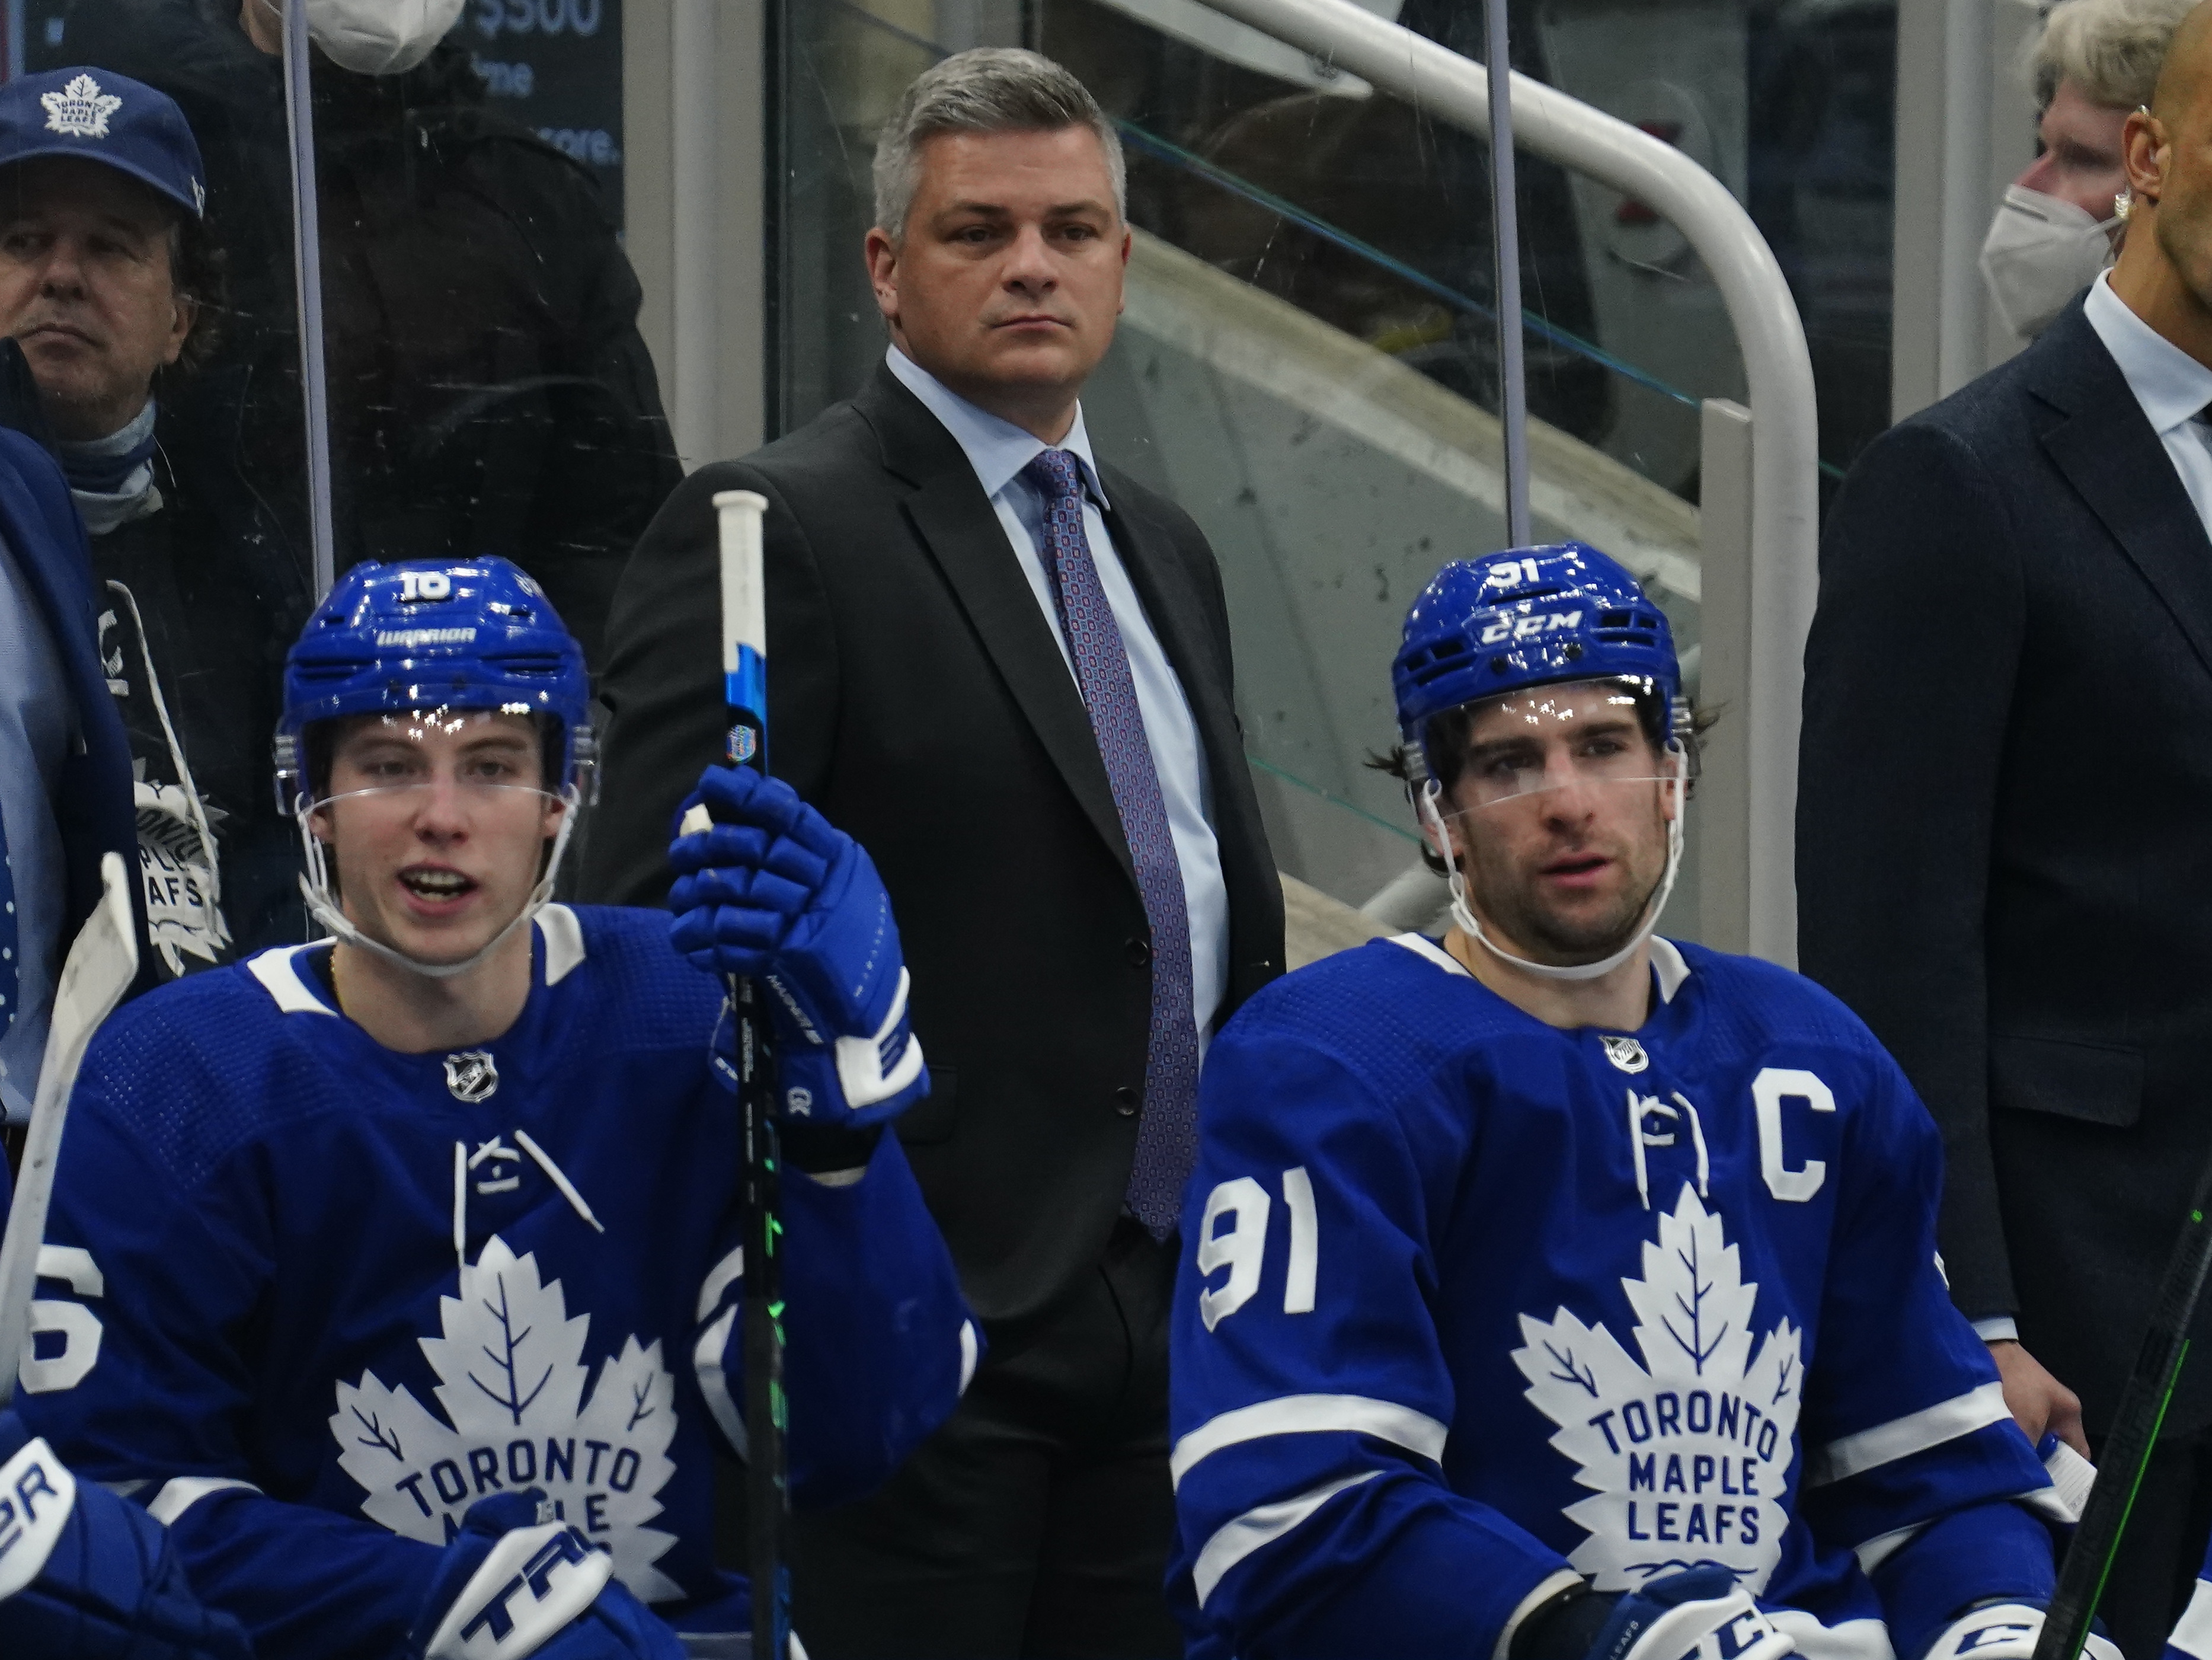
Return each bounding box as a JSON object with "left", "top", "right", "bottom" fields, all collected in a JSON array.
[{"left": 1460, "top": 786, "right": 1670, "bottom": 965}]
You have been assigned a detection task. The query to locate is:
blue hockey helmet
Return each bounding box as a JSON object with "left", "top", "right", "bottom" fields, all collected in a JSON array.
[
  {"left": 275, "top": 556, "right": 592, "bottom": 804},
  {"left": 1392, "top": 542, "right": 1683, "bottom": 771}
]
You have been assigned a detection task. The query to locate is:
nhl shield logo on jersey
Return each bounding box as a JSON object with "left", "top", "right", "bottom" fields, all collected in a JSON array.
[
  {"left": 329, "top": 1237, "right": 683, "bottom": 1602},
  {"left": 1510, "top": 1185, "right": 1804, "bottom": 1592},
  {"left": 445, "top": 1051, "right": 500, "bottom": 1103},
  {"left": 1600, "top": 1036, "right": 1650, "bottom": 1074}
]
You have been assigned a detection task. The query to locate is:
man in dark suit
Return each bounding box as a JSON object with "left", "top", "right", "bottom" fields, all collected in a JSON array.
[
  {"left": 581, "top": 47, "right": 1283, "bottom": 1660},
  {"left": 1799, "top": 10, "right": 2212, "bottom": 1651}
]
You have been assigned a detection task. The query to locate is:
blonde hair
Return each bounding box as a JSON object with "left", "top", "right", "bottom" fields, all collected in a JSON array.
[{"left": 2029, "top": 0, "right": 2201, "bottom": 108}]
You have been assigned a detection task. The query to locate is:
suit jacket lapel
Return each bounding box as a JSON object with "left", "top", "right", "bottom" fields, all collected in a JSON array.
[
  {"left": 2033, "top": 308, "right": 2212, "bottom": 679},
  {"left": 856, "top": 367, "right": 1138, "bottom": 886}
]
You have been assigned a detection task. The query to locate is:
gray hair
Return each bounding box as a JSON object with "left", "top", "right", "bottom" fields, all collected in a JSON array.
[
  {"left": 2028, "top": 0, "right": 2200, "bottom": 108},
  {"left": 872, "top": 48, "right": 1126, "bottom": 240}
]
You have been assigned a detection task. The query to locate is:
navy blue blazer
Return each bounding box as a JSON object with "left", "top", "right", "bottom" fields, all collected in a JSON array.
[
  {"left": 1800, "top": 296, "right": 2212, "bottom": 1435},
  {"left": 0, "top": 420, "right": 142, "bottom": 993}
]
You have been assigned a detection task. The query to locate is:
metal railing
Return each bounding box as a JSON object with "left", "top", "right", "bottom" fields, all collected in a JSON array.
[{"left": 1174, "top": 0, "right": 1821, "bottom": 966}]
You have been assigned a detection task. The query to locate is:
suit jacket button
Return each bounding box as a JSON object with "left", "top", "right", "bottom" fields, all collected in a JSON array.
[
  {"left": 1114, "top": 1086, "right": 1139, "bottom": 1116},
  {"left": 1126, "top": 937, "right": 1152, "bottom": 967}
]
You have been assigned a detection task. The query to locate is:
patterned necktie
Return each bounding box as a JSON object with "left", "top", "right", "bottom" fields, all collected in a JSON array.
[
  {"left": 0, "top": 801, "right": 15, "bottom": 1043},
  {"left": 1022, "top": 448, "right": 1200, "bottom": 1239}
]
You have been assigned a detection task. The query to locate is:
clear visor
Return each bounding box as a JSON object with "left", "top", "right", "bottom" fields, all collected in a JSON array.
[
  {"left": 1430, "top": 679, "right": 1685, "bottom": 815},
  {"left": 301, "top": 708, "right": 563, "bottom": 819}
]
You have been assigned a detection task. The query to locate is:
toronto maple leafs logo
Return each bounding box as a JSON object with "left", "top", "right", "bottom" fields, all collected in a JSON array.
[
  {"left": 330, "top": 1237, "right": 683, "bottom": 1603},
  {"left": 41, "top": 74, "right": 122, "bottom": 139},
  {"left": 1511, "top": 1185, "right": 1803, "bottom": 1593}
]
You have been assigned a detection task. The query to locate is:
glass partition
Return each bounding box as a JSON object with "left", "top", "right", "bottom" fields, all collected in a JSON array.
[
  {"left": 12, "top": 0, "right": 672, "bottom": 981},
  {"left": 775, "top": 0, "right": 1722, "bottom": 931}
]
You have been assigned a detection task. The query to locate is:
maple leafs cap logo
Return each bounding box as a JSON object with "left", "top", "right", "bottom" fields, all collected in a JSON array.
[{"left": 41, "top": 74, "right": 122, "bottom": 141}]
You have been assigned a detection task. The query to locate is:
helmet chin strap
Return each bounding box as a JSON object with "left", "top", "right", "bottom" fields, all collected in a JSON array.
[
  {"left": 292, "top": 788, "right": 581, "bottom": 984},
  {"left": 1418, "top": 757, "right": 1686, "bottom": 985}
]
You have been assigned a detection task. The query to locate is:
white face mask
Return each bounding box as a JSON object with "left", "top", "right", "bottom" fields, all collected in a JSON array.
[
  {"left": 303, "top": 0, "right": 466, "bottom": 75},
  {"left": 1979, "top": 181, "right": 2123, "bottom": 340}
]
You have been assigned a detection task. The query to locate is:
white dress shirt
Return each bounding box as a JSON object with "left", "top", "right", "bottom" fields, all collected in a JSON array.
[
  {"left": 884, "top": 346, "right": 1232, "bottom": 1046},
  {"left": 2085, "top": 272, "right": 2212, "bottom": 538}
]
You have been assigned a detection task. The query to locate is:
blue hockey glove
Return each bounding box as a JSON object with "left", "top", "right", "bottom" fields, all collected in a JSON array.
[
  {"left": 669, "top": 765, "right": 928, "bottom": 1127},
  {"left": 1582, "top": 1567, "right": 1794, "bottom": 1660},
  {"left": 0, "top": 1410, "right": 252, "bottom": 1659},
  {"left": 407, "top": 1490, "right": 686, "bottom": 1659}
]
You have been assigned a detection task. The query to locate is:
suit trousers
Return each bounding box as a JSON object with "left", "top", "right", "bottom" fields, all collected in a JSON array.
[
  {"left": 2090, "top": 1426, "right": 2212, "bottom": 1660},
  {"left": 788, "top": 1217, "right": 1183, "bottom": 1660}
]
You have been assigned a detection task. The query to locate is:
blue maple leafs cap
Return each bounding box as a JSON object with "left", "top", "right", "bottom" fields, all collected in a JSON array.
[{"left": 0, "top": 67, "right": 206, "bottom": 220}]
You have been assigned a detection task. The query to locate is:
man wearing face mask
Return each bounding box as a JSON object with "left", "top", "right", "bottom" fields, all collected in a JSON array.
[
  {"left": 1981, "top": 0, "right": 2195, "bottom": 340},
  {"left": 46, "top": 0, "right": 682, "bottom": 673},
  {"left": 1802, "top": 4, "right": 2212, "bottom": 1652}
]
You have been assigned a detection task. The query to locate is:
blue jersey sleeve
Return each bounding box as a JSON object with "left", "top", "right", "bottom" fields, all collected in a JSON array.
[
  {"left": 17, "top": 1045, "right": 442, "bottom": 1660},
  {"left": 1795, "top": 1048, "right": 2058, "bottom": 1656},
  {"left": 1168, "top": 1012, "right": 1569, "bottom": 1660},
  {"left": 693, "top": 1127, "right": 976, "bottom": 1509}
]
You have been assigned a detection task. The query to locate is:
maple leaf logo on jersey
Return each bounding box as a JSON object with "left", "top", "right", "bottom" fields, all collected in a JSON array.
[
  {"left": 1511, "top": 1185, "right": 1803, "bottom": 1592},
  {"left": 329, "top": 1236, "right": 683, "bottom": 1603}
]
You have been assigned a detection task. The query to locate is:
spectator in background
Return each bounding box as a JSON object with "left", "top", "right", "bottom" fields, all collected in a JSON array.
[
  {"left": 1801, "top": 4, "right": 2212, "bottom": 1651},
  {"left": 1981, "top": 0, "right": 2196, "bottom": 339},
  {"left": 53, "top": 0, "right": 681, "bottom": 671},
  {"left": 0, "top": 352, "right": 136, "bottom": 1123},
  {"left": 584, "top": 48, "right": 1284, "bottom": 1659},
  {"left": 0, "top": 66, "right": 304, "bottom": 981}
]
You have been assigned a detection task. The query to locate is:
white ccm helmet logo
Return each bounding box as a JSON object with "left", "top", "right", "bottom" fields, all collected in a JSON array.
[{"left": 1479, "top": 609, "right": 1583, "bottom": 646}]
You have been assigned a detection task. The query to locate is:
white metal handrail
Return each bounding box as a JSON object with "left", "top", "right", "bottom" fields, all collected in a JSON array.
[{"left": 1182, "top": 0, "right": 1820, "bottom": 965}]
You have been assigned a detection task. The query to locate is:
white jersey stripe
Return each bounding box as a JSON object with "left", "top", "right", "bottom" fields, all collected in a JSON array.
[
  {"left": 148, "top": 1475, "right": 262, "bottom": 1525},
  {"left": 1170, "top": 1394, "right": 1449, "bottom": 1488},
  {"left": 1192, "top": 1471, "right": 1380, "bottom": 1607},
  {"left": 1805, "top": 1381, "right": 2011, "bottom": 1486},
  {"left": 2170, "top": 1580, "right": 2212, "bottom": 1660}
]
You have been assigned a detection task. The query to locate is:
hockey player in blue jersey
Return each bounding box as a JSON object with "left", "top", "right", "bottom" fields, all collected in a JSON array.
[
  {"left": 11, "top": 556, "right": 976, "bottom": 1659},
  {"left": 1169, "top": 543, "right": 2090, "bottom": 1660}
]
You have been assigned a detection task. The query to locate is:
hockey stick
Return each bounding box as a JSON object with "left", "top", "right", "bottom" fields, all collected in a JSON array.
[
  {"left": 708, "top": 488, "right": 791, "bottom": 1660},
  {"left": 0, "top": 853, "right": 138, "bottom": 1409},
  {"left": 2029, "top": 1154, "right": 2212, "bottom": 1660}
]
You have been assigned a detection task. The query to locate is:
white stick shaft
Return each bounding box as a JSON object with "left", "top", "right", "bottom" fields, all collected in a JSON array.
[
  {"left": 712, "top": 491, "right": 769, "bottom": 676},
  {"left": 0, "top": 854, "right": 138, "bottom": 1407}
]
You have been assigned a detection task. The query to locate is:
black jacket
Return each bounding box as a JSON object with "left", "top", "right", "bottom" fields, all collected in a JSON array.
[
  {"left": 91, "top": 454, "right": 308, "bottom": 980},
  {"left": 1799, "top": 298, "right": 2212, "bottom": 1435},
  {"left": 580, "top": 364, "right": 1284, "bottom": 1326},
  {"left": 60, "top": 0, "right": 681, "bottom": 668}
]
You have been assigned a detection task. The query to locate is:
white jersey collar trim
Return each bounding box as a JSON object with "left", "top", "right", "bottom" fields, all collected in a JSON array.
[
  {"left": 1390, "top": 931, "right": 1692, "bottom": 1005},
  {"left": 539, "top": 904, "right": 586, "bottom": 985},
  {"left": 245, "top": 909, "right": 587, "bottom": 1015},
  {"left": 246, "top": 943, "right": 339, "bottom": 1016},
  {"left": 1388, "top": 932, "right": 1467, "bottom": 976}
]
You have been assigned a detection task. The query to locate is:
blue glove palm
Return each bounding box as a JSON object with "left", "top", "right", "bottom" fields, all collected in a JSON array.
[
  {"left": 407, "top": 1490, "right": 686, "bottom": 1659},
  {"left": 669, "top": 766, "right": 927, "bottom": 1127},
  {"left": 0, "top": 1410, "right": 251, "bottom": 1659}
]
